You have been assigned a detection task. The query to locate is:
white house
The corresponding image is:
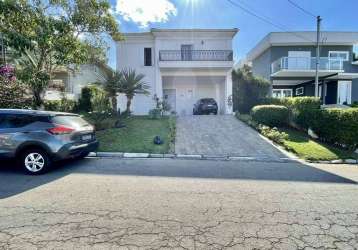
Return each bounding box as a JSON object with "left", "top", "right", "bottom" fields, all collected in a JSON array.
[
  {"left": 116, "top": 28, "right": 238, "bottom": 115},
  {"left": 44, "top": 63, "right": 113, "bottom": 101}
]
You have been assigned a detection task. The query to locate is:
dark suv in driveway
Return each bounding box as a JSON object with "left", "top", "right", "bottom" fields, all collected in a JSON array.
[
  {"left": 0, "top": 109, "right": 99, "bottom": 174},
  {"left": 193, "top": 98, "right": 218, "bottom": 115}
]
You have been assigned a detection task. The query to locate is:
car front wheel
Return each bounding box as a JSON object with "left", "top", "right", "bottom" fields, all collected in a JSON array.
[{"left": 19, "top": 149, "right": 51, "bottom": 175}]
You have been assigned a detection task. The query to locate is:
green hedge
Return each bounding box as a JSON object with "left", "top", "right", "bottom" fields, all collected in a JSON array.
[
  {"left": 44, "top": 99, "right": 77, "bottom": 113},
  {"left": 310, "top": 108, "right": 358, "bottom": 149},
  {"left": 251, "top": 105, "right": 289, "bottom": 127},
  {"left": 232, "top": 66, "right": 270, "bottom": 113},
  {"left": 261, "top": 97, "right": 321, "bottom": 129}
]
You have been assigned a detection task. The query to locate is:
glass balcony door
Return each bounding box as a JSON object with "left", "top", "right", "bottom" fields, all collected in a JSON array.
[
  {"left": 181, "top": 45, "right": 193, "bottom": 61},
  {"left": 287, "top": 51, "right": 311, "bottom": 70}
]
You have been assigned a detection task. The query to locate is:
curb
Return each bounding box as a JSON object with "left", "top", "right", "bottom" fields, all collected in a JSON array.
[
  {"left": 313, "top": 159, "right": 358, "bottom": 165},
  {"left": 89, "top": 152, "right": 300, "bottom": 163},
  {"left": 90, "top": 152, "right": 357, "bottom": 165}
]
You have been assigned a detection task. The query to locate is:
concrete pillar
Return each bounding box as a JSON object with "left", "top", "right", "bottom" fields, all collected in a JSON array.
[
  {"left": 154, "top": 39, "right": 163, "bottom": 99},
  {"left": 225, "top": 71, "right": 233, "bottom": 114}
]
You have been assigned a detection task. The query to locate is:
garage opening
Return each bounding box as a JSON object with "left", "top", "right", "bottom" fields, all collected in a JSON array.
[{"left": 162, "top": 76, "right": 226, "bottom": 116}]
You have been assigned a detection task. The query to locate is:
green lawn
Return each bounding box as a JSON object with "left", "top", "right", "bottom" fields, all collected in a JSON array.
[
  {"left": 280, "top": 128, "right": 357, "bottom": 161},
  {"left": 237, "top": 114, "right": 357, "bottom": 161},
  {"left": 96, "top": 116, "right": 172, "bottom": 153}
]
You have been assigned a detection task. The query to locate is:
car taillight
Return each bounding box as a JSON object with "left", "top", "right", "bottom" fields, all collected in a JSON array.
[{"left": 47, "top": 125, "right": 74, "bottom": 135}]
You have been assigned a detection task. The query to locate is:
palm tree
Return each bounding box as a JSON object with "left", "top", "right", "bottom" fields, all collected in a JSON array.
[
  {"left": 118, "top": 68, "right": 150, "bottom": 113},
  {"left": 104, "top": 72, "right": 122, "bottom": 113}
]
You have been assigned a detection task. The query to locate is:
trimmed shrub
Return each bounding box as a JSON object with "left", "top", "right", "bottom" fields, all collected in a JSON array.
[
  {"left": 258, "top": 125, "right": 288, "bottom": 144},
  {"left": 148, "top": 108, "right": 162, "bottom": 119},
  {"left": 261, "top": 97, "right": 321, "bottom": 129},
  {"left": 251, "top": 105, "right": 289, "bottom": 127},
  {"left": 284, "top": 97, "right": 321, "bottom": 129},
  {"left": 44, "top": 98, "right": 77, "bottom": 112},
  {"left": 310, "top": 108, "right": 358, "bottom": 149}
]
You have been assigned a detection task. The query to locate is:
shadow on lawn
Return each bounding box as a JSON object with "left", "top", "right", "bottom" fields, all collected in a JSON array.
[{"left": 0, "top": 157, "right": 356, "bottom": 199}]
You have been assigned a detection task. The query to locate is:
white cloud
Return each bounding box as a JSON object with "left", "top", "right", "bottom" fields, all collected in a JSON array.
[{"left": 115, "top": 0, "right": 177, "bottom": 27}]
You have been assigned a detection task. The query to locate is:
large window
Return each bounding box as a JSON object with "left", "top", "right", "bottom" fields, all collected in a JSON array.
[
  {"left": 144, "top": 48, "right": 152, "bottom": 66},
  {"left": 272, "top": 89, "right": 293, "bottom": 98},
  {"left": 328, "top": 51, "right": 349, "bottom": 61}
]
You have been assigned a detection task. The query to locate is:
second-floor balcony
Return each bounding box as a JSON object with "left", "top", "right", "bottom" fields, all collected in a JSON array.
[
  {"left": 159, "top": 50, "right": 233, "bottom": 62},
  {"left": 271, "top": 57, "right": 344, "bottom": 77}
]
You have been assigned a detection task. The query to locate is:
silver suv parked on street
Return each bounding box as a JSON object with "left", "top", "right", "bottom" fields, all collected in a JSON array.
[{"left": 0, "top": 109, "right": 99, "bottom": 174}]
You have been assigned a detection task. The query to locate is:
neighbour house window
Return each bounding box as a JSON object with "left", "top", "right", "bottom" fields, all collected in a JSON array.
[
  {"left": 272, "top": 89, "right": 293, "bottom": 98},
  {"left": 295, "top": 87, "right": 304, "bottom": 96},
  {"left": 328, "top": 51, "right": 349, "bottom": 61},
  {"left": 353, "top": 44, "right": 358, "bottom": 63},
  {"left": 144, "top": 48, "right": 152, "bottom": 66}
]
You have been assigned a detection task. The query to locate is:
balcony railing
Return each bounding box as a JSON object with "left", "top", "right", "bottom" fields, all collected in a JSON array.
[
  {"left": 271, "top": 57, "right": 344, "bottom": 74},
  {"left": 159, "top": 50, "right": 233, "bottom": 61}
]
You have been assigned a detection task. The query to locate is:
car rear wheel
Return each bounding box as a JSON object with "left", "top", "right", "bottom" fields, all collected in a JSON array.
[{"left": 19, "top": 149, "right": 51, "bottom": 175}]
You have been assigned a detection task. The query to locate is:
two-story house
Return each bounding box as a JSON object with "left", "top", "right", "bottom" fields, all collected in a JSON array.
[
  {"left": 247, "top": 32, "right": 358, "bottom": 105},
  {"left": 116, "top": 28, "right": 238, "bottom": 115}
]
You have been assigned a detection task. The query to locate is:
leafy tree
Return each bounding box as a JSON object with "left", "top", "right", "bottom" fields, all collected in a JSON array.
[
  {"left": 117, "top": 68, "right": 150, "bottom": 114},
  {"left": 0, "top": 0, "right": 122, "bottom": 107},
  {"left": 232, "top": 65, "right": 270, "bottom": 113}
]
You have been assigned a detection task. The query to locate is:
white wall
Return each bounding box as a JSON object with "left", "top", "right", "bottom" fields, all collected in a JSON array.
[
  {"left": 116, "top": 36, "right": 157, "bottom": 115},
  {"left": 45, "top": 64, "right": 108, "bottom": 101},
  {"left": 69, "top": 65, "right": 108, "bottom": 99}
]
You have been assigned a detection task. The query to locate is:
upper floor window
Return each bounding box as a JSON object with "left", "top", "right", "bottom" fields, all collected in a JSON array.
[
  {"left": 144, "top": 48, "right": 152, "bottom": 66},
  {"left": 328, "top": 51, "right": 349, "bottom": 61}
]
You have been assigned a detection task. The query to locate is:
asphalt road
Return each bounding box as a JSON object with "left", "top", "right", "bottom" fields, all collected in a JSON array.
[{"left": 0, "top": 158, "right": 358, "bottom": 249}]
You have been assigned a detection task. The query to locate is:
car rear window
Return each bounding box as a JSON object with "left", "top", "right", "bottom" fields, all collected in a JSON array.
[
  {"left": 201, "top": 98, "right": 216, "bottom": 104},
  {"left": 0, "top": 114, "right": 45, "bottom": 129},
  {"left": 51, "top": 115, "right": 89, "bottom": 128}
]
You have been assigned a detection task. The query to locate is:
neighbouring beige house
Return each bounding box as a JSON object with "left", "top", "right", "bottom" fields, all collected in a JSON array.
[{"left": 44, "top": 62, "right": 114, "bottom": 101}]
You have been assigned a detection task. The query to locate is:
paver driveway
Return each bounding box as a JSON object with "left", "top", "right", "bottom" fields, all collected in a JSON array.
[{"left": 175, "top": 115, "right": 285, "bottom": 159}]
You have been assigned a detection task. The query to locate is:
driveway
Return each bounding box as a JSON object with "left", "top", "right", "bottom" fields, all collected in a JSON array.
[
  {"left": 0, "top": 158, "right": 357, "bottom": 249},
  {"left": 175, "top": 115, "right": 285, "bottom": 159}
]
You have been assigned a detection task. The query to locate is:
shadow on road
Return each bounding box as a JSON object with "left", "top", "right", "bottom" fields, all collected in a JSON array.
[{"left": 0, "top": 158, "right": 356, "bottom": 199}]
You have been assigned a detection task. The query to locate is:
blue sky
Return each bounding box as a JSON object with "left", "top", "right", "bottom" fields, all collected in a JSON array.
[{"left": 107, "top": 0, "right": 358, "bottom": 69}]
